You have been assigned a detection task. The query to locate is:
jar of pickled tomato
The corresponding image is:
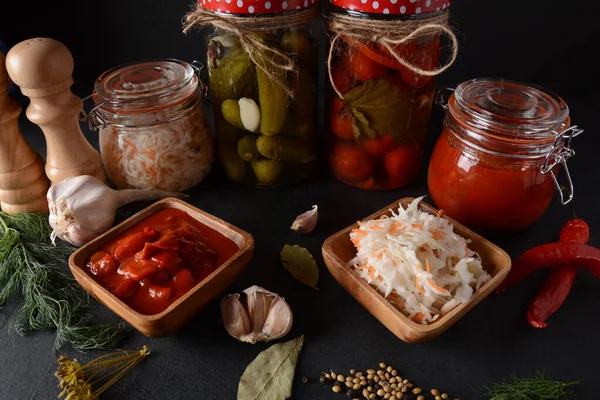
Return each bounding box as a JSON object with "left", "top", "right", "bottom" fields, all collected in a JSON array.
[
  {"left": 184, "top": 0, "right": 320, "bottom": 188},
  {"left": 428, "top": 78, "right": 583, "bottom": 232},
  {"left": 85, "top": 59, "right": 214, "bottom": 192},
  {"left": 326, "top": 0, "right": 457, "bottom": 190}
]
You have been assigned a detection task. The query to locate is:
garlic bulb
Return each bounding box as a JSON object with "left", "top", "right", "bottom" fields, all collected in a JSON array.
[
  {"left": 221, "top": 286, "right": 293, "bottom": 344},
  {"left": 291, "top": 205, "right": 318, "bottom": 233},
  {"left": 47, "top": 175, "right": 186, "bottom": 246}
]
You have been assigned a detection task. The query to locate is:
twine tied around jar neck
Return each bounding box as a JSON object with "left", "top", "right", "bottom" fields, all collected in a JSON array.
[
  {"left": 327, "top": 11, "right": 459, "bottom": 99},
  {"left": 183, "top": 5, "right": 319, "bottom": 97}
]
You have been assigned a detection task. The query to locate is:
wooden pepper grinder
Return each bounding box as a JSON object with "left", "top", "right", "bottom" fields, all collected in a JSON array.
[
  {"left": 5, "top": 38, "right": 106, "bottom": 184},
  {"left": 0, "top": 52, "right": 50, "bottom": 213}
]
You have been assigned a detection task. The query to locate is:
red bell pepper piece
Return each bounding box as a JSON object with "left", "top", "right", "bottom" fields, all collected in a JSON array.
[{"left": 113, "top": 227, "right": 159, "bottom": 261}]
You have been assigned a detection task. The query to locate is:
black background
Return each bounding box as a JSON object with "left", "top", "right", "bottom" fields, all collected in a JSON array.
[{"left": 2, "top": 1, "right": 600, "bottom": 399}]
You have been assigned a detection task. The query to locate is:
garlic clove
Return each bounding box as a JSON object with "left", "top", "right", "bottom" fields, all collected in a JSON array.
[
  {"left": 290, "top": 205, "right": 318, "bottom": 233},
  {"left": 221, "top": 286, "right": 293, "bottom": 344},
  {"left": 262, "top": 296, "right": 293, "bottom": 341},
  {"left": 243, "top": 286, "right": 275, "bottom": 333},
  {"left": 221, "top": 294, "right": 252, "bottom": 340},
  {"left": 238, "top": 98, "right": 260, "bottom": 132}
]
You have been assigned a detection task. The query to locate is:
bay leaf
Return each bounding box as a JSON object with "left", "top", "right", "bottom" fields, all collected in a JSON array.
[
  {"left": 280, "top": 245, "right": 319, "bottom": 289},
  {"left": 343, "top": 79, "right": 412, "bottom": 143},
  {"left": 238, "top": 335, "right": 304, "bottom": 400}
]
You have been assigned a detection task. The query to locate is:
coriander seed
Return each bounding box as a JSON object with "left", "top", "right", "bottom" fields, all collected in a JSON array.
[
  {"left": 353, "top": 383, "right": 361, "bottom": 390},
  {"left": 338, "top": 375, "right": 345, "bottom": 383},
  {"left": 417, "top": 396, "right": 425, "bottom": 400},
  {"left": 431, "top": 389, "right": 441, "bottom": 396},
  {"left": 391, "top": 370, "right": 398, "bottom": 377},
  {"left": 413, "top": 388, "right": 422, "bottom": 394},
  {"left": 332, "top": 385, "right": 342, "bottom": 393},
  {"left": 441, "top": 394, "right": 449, "bottom": 399},
  {"left": 379, "top": 362, "right": 387, "bottom": 369}
]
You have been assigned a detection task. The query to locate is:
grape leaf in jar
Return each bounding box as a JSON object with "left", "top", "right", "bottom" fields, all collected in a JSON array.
[{"left": 344, "top": 79, "right": 412, "bottom": 143}]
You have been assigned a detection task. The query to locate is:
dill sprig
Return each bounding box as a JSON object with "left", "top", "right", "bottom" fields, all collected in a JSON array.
[
  {"left": 486, "top": 371, "right": 579, "bottom": 400},
  {"left": 0, "top": 211, "right": 129, "bottom": 351},
  {"left": 55, "top": 345, "right": 150, "bottom": 399}
]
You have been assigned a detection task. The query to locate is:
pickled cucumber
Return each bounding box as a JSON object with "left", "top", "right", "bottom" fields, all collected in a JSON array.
[
  {"left": 251, "top": 159, "right": 283, "bottom": 184},
  {"left": 290, "top": 67, "right": 316, "bottom": 118},
  {"left": 256, "top": 136, "right": 315, "bottom": 163},
  {"left": 257, "top": 67, "right": 289, "bottom": 136},
  {"left": 221, "top": 99, "right": 245, "bottom": 130},
  {"left": 237, "top": 135, "right": 262, "bottom": 161},
  {"left": 281, "top": 114, "right": 313, "bottom": 140},
  {"left": 280, "top": 30, "right": 314, "bottom": 65},
  {"left": 217, "top": 135, "right": 247, "bottom": 182},
  {"left": 209, "top": 44, "right": 256, "bottom": 102}
]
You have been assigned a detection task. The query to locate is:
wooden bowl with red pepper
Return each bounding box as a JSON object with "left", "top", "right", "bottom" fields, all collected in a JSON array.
[
  {"left": 69, "top": 198, "right": 254, "bottom": 337},
  {"left": 322, "top": 198, "right": 511, "bottom": 343}
]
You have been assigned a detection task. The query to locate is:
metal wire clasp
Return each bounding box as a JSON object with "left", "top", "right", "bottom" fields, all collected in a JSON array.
[
  {"left": 79, "top": 95, "right": 109, "bottom": 131},
  {"left": 435, "top": 87, "right": 455, "bottom": 110},
  {"left": 540, "top": 125, "right": 584, "bottom": 205}
]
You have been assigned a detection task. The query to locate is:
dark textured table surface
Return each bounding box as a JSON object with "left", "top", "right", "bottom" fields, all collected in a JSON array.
[{"left": 1, "top": 92, "right": 599, "bottom": 400}]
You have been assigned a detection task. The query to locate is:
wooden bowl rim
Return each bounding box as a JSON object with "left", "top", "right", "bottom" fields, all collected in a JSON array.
[
  {"left": 69, "top": 197, "right": 254, "bottom": 323},
  {"left": 322, "top": 197, "right": 512, "bottom": 334}
]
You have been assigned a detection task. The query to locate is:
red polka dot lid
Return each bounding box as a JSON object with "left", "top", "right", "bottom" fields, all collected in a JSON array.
[
  {"left": 330, "top": 0, "right": 451, "bottom": 15},
  {"left": 198, "top": 0, "right": 319, "bottom": 14}
]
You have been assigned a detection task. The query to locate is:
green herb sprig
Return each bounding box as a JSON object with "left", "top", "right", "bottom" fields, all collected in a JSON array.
[
  {"left": 486, "top": 371, "right": 579, "bottom": 400},
  {"left": 0, "top": 212, "right": 129, "bottom": 351}
]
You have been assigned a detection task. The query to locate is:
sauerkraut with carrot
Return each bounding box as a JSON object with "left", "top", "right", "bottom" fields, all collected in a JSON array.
[
  {"left": 349, "top": 196, "right": 491, "bottom": 324},
  {"left": 100, "top": 106, "right": 214, "bottom": 192}
]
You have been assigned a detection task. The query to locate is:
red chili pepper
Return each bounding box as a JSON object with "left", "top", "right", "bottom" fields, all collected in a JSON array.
[
  {"left": 526, "top": 219, "right": 589, "bottom": 328},
  {"left": 497, "top": 242, "right": 600, "bottom": 292}
]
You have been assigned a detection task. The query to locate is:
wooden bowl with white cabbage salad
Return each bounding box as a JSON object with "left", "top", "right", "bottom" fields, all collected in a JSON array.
[{"left": 322, "top": 197, "right": 511, "bottom": 343}]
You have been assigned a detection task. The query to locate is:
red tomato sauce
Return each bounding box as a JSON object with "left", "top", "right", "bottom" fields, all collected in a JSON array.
[
  {"left": 85, "top": 208, "right": 239, "bottom": 315},
  {"left": 427, "top": 130, "right": 555, "bottom": 232}
]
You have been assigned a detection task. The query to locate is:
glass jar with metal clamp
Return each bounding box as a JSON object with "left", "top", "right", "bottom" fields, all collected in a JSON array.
[
  {"left": 82, "top": 59, "right": 214, "bottom": 192},
  {"left": 428, "top": 77, "right": 583, "bottom": 232}
]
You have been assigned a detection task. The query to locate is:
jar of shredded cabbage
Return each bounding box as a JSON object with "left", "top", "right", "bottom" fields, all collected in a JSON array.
[{"left": 88, "top": 59, "right": 214, "bottom": 192}]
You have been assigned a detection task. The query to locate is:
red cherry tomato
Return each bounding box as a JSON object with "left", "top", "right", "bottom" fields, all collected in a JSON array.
[
  {"left": 119, "top": 260, "right": 159, "bottom": 281},
  {"left": 330, "top": 142, "right": 374, "bottom": 181},
  {"left": 172, "top": 268, "right": 196, "bottom": 296},
  {"left": 342, "top": 36, "right": 417, "bottom": 72},
  {"left": 330, "top": 98, "right": 355, "bottom": 140},
  {"left": 398, "top": 38, "right": 440, "bottom": 89},
  {"left": 363, "top": 134, "right": 395, "bottom": 156},
  {"left": 384, "top": 146, "right": 421, "bottom": 187},
  {"left": 112, "top": 279, "right": 137, "bottom": 299},
  {"left": 331, "top": 66, "right": 355, "bottom": 93},
  {"left": 344, "top": 46, "right": 387, "bottom": 82}
]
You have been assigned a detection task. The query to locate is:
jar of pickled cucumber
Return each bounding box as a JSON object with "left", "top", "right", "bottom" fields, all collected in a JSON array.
[
  {"left": 325, "top": 0, "right": 457, "bottom": 190},
  {"left": 184, "top": 0, "right": 320, "bottom": 187}
]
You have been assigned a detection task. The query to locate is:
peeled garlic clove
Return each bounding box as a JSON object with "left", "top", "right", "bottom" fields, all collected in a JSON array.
[
  {"left": 238, "top": 98, "right": 260, "bottom": 132},
  {"left": 262, "top": 296, "right": 293, "bottom": 342},
  {"left": 244, "top": 285, "right": 275, "bottom": 333},
  {"left": 291, "top": 205, "right": 318, "bottom": 233},
  {"left": 221, "top": 294, "right": 252, "bottom": 340}
]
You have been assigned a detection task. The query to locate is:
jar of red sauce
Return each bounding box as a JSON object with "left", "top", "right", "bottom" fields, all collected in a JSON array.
[
  {"left": 428, "top": 78, "right": 583, "bottom": 232},
  {"left": 326, "top": 0, "right": 457, "bottom": 190}
]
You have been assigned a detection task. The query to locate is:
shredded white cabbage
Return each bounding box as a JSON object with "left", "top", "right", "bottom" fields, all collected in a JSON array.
[
  {"left": 100, "top": 106, "right": 214, "bottom": 192},
  {"left": 349, "top": 196, "right": 491, "bottom": 325}
]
